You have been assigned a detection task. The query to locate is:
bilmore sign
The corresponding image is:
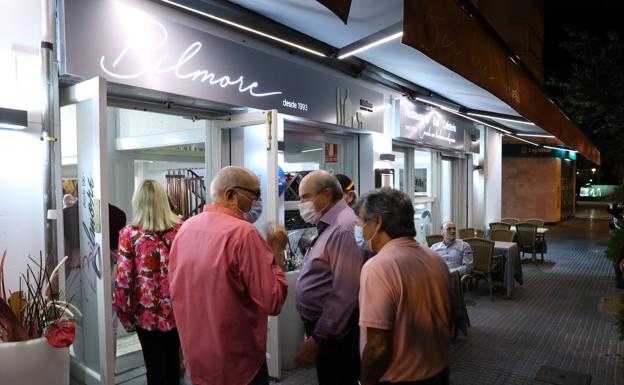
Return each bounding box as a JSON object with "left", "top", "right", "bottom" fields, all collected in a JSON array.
[{"left": 61, "top": 0, "right": 383, "bottom": 132}]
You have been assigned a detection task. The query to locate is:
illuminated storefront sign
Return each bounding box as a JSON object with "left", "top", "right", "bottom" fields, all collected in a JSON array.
[
  {"left": 398, "top": 99, "right": 475, "bottom": 152},
  {"left": 61, "top": 0, "right": 384, "bottom": 132}
]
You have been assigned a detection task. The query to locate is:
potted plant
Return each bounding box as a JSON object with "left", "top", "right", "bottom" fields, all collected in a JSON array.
[{"left": 0, "top": 251, "right": 80, "bottom": 385}]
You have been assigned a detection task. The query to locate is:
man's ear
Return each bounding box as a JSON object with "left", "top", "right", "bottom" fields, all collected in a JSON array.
[{"left": 225, "top": 188, "right": 235, "bottom": 201}]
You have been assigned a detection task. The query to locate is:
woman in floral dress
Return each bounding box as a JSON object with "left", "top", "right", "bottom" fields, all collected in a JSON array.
[{"left": 113, "top": 179, "right": 182, "bottom": 385}]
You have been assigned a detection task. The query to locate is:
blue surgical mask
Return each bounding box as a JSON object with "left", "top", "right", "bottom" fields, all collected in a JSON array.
[
  {"left": 354, "top": 224, "right": 373, "bottom": 252},
  {"left": 244, "top": 200, "right": 263, "bottom": 223}
]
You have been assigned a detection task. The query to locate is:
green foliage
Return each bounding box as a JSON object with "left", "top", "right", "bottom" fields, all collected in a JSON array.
[
  {"left": 548, "top": 29, "right": 624, "bottom": 181},
  {"left": 605, "top": 229, "right": 624, "bottom": 263}
]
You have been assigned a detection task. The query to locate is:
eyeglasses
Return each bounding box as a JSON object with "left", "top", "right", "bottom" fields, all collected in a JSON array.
[{"left": 234, "top": 186, "right": 262, "bottom": 199}]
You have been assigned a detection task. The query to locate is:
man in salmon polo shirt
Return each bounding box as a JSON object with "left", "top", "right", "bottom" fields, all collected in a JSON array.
[
  {"left": 357, "top": 188, "right": 451, "bottom": 385},
  {"left": 168, "top": 166, "right": 289, "bottom": 385}
]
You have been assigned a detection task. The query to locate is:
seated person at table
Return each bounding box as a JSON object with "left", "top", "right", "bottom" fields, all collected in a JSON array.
[{"left": 431, "top": 221, "right": 474, "bottom": 276}]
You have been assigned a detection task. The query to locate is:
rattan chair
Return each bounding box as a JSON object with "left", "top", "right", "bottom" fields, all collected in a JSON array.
[
  {"left": 458, "top": 228, "right": 477, "bottom": 239},
  {"left": 501, "top": 218, "right": 521, "bottom": 225},
  {"left": 516, "top": 222, "right": 543, "bottom": 262},
  {"left": 426, "top": 234, "right": 444, "bottom": 247},
  {"left": 489, "top": 222, "right": 511, "bottom": 231},
  {"left": 489, "top": 229, "right": 515, "bottom": 242},
  {"left": 464, "top": 238, "right": 498, "bottom": 300},
  {"left": 524, "top": 218, "right": 545, "bottom": 227}
]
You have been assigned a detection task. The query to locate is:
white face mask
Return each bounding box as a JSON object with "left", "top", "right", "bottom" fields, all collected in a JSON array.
[
  {"left": 354, "top": 224, "right": 373, "bottom": 252},
  {"left": 244, "top": 200, "right": 263, "bottom": 223},
  {"left": 298, "top": 201, "right": 323, "bottom": 224}
]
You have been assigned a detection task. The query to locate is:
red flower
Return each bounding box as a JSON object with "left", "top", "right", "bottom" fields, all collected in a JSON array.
[{"left": 44, "top": 319, "right": 76, "bottom": 348}]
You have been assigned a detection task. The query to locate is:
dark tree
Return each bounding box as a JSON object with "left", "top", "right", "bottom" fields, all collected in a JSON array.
[{"left": 548, "top": 29, "right": 624, "bottom": 184}]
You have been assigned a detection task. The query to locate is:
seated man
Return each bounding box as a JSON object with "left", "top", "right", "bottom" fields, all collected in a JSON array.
[{"left": 431, "top": 221, "right": 474, "bottom": 276}]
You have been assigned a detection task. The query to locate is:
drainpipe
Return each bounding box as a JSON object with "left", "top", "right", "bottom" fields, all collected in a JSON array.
[{"left": 41, "top": 0, "right": 58, "bottom": 270}]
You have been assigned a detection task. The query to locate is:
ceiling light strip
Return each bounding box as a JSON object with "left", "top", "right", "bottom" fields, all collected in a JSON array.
[
  {"left": 440, "top": 107, "right": 512, "bottom": 135},
  {"left": 517, "top": 133, "right": 556, "bottom": 139},
  {"left": 542, "top": 145, "right": 578, "bottom": 153},
  {"left": 338, "top": 32, "right": 404, "bottom": 60},
  {"left": 301, "top": 148, "right": 323, "bottom": 153},
  {"left": 161, "top": 0, "right": 326, "bottom": 57},
  {"left": 467, "top": 112, "right": 535, "bottom": 125},
  {"left": 505, "top": 134, "right": 538, "bottom": 146},
  {"left": 414, "top": 96, "right": 461, "bottom": 113}
]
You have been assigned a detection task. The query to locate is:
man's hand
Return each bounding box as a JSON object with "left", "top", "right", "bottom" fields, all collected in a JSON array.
[
  {"left": 267, "top": 226, "right": 288, "bottom": 253},
  {"left": 295, "top": 336, "right": 321, "bottom": 368},
  {"left": 123, "top": 324, "right": 136, "bottom": 333}
]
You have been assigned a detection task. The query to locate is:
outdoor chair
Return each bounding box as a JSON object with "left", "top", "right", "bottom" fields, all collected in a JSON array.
[
  {"left": 489, "top": 229, "right": 515, "bottom": 242},
  {"left": 501, "top": 218, "right": 521, "bottom": 225},
  {"left": 463, "top": 238, "right": 499, "bottom": 300},
  {"left": 489, "top": 222, "right": 511, "bottom": 231},
  {"left": 458, "top": 228, "right": 478, "bottom": 239},
  {"left": 516, "top": 222, "right": 544, "bottom": 263},
  {"left": 524, "top": 218, "right": 545, "bottom": 227},
  {"left": 426, "top": 234, "right": 444, "bottom": 247}
]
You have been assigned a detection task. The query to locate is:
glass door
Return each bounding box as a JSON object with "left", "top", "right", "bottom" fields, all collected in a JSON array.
[
  {"left": 59, "top": 77, "right": 115, "bottom": 385},
  {"left": 216, "top": 110, "right": 284, "bottom": 378}
]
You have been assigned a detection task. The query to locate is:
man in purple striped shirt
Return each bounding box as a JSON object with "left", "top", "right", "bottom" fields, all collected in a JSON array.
[{"left": 294, "top": 170, "right": 365, "bottom": 385}]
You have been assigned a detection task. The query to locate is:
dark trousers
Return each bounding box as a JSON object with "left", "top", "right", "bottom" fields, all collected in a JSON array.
[
  {"left": 379, "top": 367, "right": 449, "bottom": 385},
  {"left": 136, "top": 327, "right": 181, "bottom": 385},
  {"left": 248, "top": 362, "right": 269, "bottom": 385},
  {"left": 303, "top": 310, "right": 360, "bottom": 385}
]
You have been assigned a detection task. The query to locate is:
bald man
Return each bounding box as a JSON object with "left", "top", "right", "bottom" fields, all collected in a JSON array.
[
  {"left": 169, "top": 166, "right": 288, "bottom": 385},
  {"left": 295, "top": 170, "right": 365, "bottom": 385}
]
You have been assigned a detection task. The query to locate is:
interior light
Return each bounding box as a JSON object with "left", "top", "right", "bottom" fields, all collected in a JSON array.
[
  {"left": 160, "top": 0, "right": 326, "bottom": 57},
  {"left": 338, "top": 32, "right": 403, "bottom": 60},
  {"left": 467, "top": 111, "right": 535, "bottom": 125},
  {"left": 517, "top": 133, "right": 556, "bottom": 139},
  {"left": 0, "top": 107, "right": 28, "bottom": 130},
  {"left": 505, "top": 134, "right": 538, "bottom": 146},
  {"left": 543, "top": 145, "right": 578, "bottom": 153},
  {"left": 301, "top": 148, "right": 323, "bottom": 153}
]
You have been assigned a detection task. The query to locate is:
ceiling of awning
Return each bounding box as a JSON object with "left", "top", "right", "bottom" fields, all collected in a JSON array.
[{"left": 228, "top": 0, "right": 600, "bottom": 163}]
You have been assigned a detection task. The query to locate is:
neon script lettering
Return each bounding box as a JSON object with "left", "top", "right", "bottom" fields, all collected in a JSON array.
[{"left": 100, "top": 18, "right": 282, "bottom": 98}]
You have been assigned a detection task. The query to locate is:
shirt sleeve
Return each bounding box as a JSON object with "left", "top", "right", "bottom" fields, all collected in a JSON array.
[
  {"left": 314, "top": 228, "right": 364, "bottom": 338},
  {"left": 238, "top": 229, "right": 288, "bottom": 316},
  {"left": 112, "top": 228, "right": 134, "bottom": 328},
  {"left": 359, "top": 262, "right": 394, "bottom": 330},
  {"left": 460, "top": 242, "right": 474, "bottom": 275}
]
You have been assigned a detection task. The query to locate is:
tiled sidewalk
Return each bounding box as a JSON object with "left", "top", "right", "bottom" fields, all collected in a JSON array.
[
  {"left": 274, "top": 218, "right": 623, "bottom": 385},
  {"left": 115, "top": 216, "right": 624, "bottom": 385}
]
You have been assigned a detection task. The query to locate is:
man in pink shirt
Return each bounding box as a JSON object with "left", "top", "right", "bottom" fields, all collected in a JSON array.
[
  {"left": 168, "top": 166, "right": 288, "bottom": 385},
  {"left": 357, "top": 188, "right": 451, "bottom": 385}
]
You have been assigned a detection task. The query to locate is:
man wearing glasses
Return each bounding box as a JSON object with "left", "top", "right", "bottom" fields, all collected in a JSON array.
[{"left": 169, "top": 166, "right": 289, "bottom": 385}]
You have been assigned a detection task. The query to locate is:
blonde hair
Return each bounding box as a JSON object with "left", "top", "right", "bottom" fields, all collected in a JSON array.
[{"left": 130, "top": 179, "right": 180, "bottom": 231}]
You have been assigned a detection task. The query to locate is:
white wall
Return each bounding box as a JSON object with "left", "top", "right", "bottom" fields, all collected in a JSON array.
[
  {"left": 484, "top": 128, "right": 503, "bottom": 226},
  {"left": 0, "top": 0, "right": 46, "bottom": 292}
]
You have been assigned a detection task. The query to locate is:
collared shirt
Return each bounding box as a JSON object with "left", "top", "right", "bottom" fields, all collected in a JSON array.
[
  {"left": 295, "top": 199, "right": 364, "bottom": 338},
  {"left": 431, "top": 239, "right": 474, "bottom": 276},
  {"left": 168, "top": 204, "right": 287, "bottom": 385},
  {"left": 360, "top": 237, "right": 450, "bottom": 383}
]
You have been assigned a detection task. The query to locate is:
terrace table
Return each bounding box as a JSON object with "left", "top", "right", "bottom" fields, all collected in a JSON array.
[{"left": 494, "top": 241, "right": 523, "bottom": 299}]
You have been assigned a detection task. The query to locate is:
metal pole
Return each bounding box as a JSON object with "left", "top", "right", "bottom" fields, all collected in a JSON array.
[{"left": 41, "top": 0, "right": 59, "bottom": 270}]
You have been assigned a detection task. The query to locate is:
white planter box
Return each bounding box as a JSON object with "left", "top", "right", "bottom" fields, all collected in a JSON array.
[{"left": 0, "top": 337, "right": 69, "bottom": 385}]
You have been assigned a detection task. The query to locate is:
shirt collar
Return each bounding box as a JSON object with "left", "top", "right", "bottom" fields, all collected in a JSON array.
[
  {"left": 318, "top": 199, "right": 348, "bottom": 226},
  {"left": 203, "top": 203, "right": 244, "bottom": 219}
]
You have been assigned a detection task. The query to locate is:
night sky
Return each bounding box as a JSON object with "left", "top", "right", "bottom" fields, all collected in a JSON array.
[{"left": 544, "top": 0, "right": 624, "bottom": 82}]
